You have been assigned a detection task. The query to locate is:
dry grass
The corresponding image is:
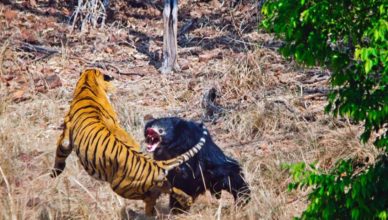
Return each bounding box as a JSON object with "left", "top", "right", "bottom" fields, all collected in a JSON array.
[
  {"left": 71, "top": 0, "right": 107, "bottom": 31},
  {"left": 0, "top": 1, "right": 379, "bottom": 220}
]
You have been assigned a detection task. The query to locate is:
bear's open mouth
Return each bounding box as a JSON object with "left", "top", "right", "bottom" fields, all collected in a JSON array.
[{"left": 145, "top": 128, "right": 161, "bottom": 152}]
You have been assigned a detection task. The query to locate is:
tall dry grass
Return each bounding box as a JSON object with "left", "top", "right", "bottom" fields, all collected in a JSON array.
[{"left": 70, "top": 0, "right": 107, "bottom": 31}]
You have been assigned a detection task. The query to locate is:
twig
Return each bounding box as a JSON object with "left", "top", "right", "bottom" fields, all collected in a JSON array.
[
  {"left": 117, "top": 40, "right": 136, "bottom": 49},
  {"left": 69, "top": 176, "right": 106, "bottom": 212},
  {"left": 0, "top": 165, "right": 16, "bottom": 220},
  {"left": 0, "top": 40, "right": 10, "bottom": 77},
  {"left": 179, "top": 19, "right": 197, "bottom": 36},
  {"left": 273, "top": 99, "right": 297, "bottom": 113},
  {"left": 108, "top": 65, "right": 145, "bottom": 77},
  {"left": 70, "top": 0, "right": 106, "bottom": 31},
  {"left": 228, "top": 5, "right": 243, "bottom": 39},
  {"left": 303, "top": 94, "right": 327, "bottom": 100},
  {"left": 303, "top": 75, "right": 330, "bottom": 84},
  {"left": 179, "top": 46, "right": 202, "bottom": 55},
  {"left": 198, "top": 164, "right": 207, "bottom": 191},
  {"left": 30, "top": 53, "right": 57, "bottom": 63},
  {"left": 225, "top": 35, "right": 257, "bottom": 46},
  {"left": 70, "top": 0, "right": 82, "bottom": 32},
  {"left": 215, "top": 199, "right": 222, "bottom": 220},
  {"left": 72, "top": 56, "right": 146, "bottom": 77}
]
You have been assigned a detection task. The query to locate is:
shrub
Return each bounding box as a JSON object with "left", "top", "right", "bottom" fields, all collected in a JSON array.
[{"left": 262, "top": 0, "right": 387, "bottom": 219}]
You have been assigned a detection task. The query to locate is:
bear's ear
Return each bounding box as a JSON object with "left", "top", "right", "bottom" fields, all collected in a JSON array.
[{"left": 143, "top": 114, "right": 155, "bottom": 123}]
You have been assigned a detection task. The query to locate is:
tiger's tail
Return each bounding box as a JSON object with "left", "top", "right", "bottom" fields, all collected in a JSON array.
[
  {"left": 51, "top": 123, "right": 73, "bottom": 177},
  {"left": 158, "top": 124, "right": 208, "bottom": 171}
]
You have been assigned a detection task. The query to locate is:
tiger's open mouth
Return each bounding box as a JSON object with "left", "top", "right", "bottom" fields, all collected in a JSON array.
[{"left": 145, "top": 128, "right": 161, "bottom": 152}]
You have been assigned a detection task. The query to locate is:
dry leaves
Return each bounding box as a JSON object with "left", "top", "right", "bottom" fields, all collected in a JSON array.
[
  {"left": 4, "top": 9, "right": 17, "bottom": 21},
  {"left": 12, "top": 89, "right": 28, "bottom": 102},
  {"left": 199, "top": 49, "right": 222, "bottom": 62},
  {"left": 35, "top": 74, "right": 62, "bottom": 93},
  {"left": 20, "top": 28, "right": 39, "bottom": 43}
]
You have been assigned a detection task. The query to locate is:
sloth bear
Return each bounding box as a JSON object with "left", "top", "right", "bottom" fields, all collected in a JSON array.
[{"left": 144, "top": 117, "right": 250, "bottom": 211}]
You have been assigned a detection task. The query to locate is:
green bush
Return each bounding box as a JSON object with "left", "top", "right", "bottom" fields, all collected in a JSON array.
[{"left": 262, "top": 0, "right": 387, "bottom": 219}]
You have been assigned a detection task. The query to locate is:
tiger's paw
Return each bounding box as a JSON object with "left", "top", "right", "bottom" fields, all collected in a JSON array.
[
  {"left": 177, "top": 196, "right": 192, "bottom": 210},
  {"left": 184, "top": 197, "right": 193, "bottom": 208}
]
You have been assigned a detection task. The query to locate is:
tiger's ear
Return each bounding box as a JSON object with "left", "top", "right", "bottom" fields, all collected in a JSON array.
[{"left": 103, "top": 74, "right": 114, "bottom": 81}]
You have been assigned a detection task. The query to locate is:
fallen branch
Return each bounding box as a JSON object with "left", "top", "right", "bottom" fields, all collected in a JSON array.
[
  {"left": 19, "top": 42, "right": 59, "bottom": 54},
  {"left": 96, "top": 63, "right": 146, "bottom": 77},
  {"left": 78, "top": 60, "right": 146, "bottom": 77},
  {"left": 17, "top": 43, "right": 60, "bottom": 67},
  {"left": 30, "top": 53, "right": 57, "bottom": 63},
  {"left": 303, "top": 75, "right": 330, "bottom": 84},
  {"left": 302, "top": 87, "right": 330, "bottom": 95},
  {"left": 303, "top": 94, "right": 327, "bottom": 100},
  {"left": 109, "top": 66, "right": 146, "bottom": 77}
]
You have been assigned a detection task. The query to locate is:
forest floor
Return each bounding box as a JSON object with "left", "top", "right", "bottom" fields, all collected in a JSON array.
[{"left": 0, "top": 0, "right": 375, "bottom": 219}]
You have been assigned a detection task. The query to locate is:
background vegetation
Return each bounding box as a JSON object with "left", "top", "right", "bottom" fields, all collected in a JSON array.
[{"left": 263, "top": 0, "right": 387, "bottom": 219}]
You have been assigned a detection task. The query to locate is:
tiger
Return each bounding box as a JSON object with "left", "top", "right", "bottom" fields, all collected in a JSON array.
[{"left": 51, "top": 68, "right": 208, "bottom": 215}]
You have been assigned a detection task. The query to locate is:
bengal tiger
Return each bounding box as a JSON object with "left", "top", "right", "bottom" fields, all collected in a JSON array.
[{"left": 51, "top": 68, "right": 208, "bottom": 215}]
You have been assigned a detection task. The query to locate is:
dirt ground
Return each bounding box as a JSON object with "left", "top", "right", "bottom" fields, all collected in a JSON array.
[{"left": 0, "top": 0, "right": 376, "bottom": 219}]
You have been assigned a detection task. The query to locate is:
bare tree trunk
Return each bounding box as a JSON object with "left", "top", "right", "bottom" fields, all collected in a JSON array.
[{"left": 160, "top": 0, "right": 180, "bottom": 74}]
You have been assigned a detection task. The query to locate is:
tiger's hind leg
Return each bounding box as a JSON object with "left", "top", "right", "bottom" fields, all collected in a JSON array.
[
  {"left": 143, "top": 179, "right": 171, "bottom": 216},
  {"left": 144, "top": 192, "right": 160, "bottom": 216},
  {"left": 51, "top": 120, "right": 73, "bottom": 177}
]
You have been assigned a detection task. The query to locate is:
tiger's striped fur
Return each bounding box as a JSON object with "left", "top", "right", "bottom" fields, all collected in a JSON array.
[{"left": 51, "top": 68, "right": 207, "bottom": 215}]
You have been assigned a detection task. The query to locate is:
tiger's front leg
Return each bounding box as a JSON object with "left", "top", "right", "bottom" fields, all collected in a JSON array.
[
  {"left": 170, "top": 187, "right": 193, "bottom": 211},
  {"left": 51, "top": 121, "right": 72, "bottom": 177},
  {"left": 155, "top": 181, "right": 193, "bottom": 214}
]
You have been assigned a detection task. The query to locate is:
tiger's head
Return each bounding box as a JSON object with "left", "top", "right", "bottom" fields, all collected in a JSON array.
[{"left": 78, "top": 68, "right": 115, "bottom": 94}]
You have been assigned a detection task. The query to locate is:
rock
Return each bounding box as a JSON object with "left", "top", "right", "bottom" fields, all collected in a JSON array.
[
  {"left": 12, "top": 90, "right": 28, "bottom": 102},
  {"left": 180, "top": 60, "right": 190, "bottom": 70},
  {"left": 44, "top": 74, "right": 62, "bottom": 89},
  {"left": 34, "top": 74, "right": 62, "bottom": 93},
  {"left": 27, "top": 197, "right": 41, "bottom": 208}
]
